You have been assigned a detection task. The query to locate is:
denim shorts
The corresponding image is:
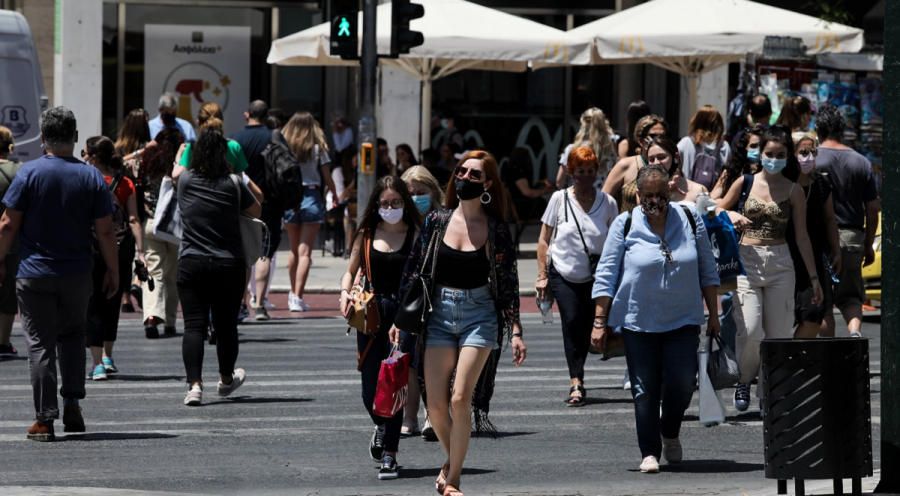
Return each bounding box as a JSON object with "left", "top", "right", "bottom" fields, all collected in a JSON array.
[
  {"left": 283, "top": 186, "right": 325, "bottom": 225},
  {"left": 425, "top": 285, "right": 499, "bottom": 350}
]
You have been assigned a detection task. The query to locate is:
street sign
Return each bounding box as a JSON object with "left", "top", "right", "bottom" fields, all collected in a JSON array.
[
  {"left": 330, "top": 0, "right": 359, "bottom": 60},
  {"left": 390, "top": 0, "right": 424, "bottom": 57}
]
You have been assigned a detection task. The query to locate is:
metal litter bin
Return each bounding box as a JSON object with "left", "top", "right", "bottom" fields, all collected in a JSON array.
[{"left": 761, "top": 338, "right": 873, "bottom": 496}]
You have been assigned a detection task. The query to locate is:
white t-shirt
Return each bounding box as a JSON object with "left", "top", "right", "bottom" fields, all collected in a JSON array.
[
  {"left": 326, "top": 167, "right": 345, "bottom": 207},
  {"left": 542, "top": 188, "right": 619, "bottom": 283},
  {"left": 301, "top": 144, "right": 331, "bottom": 187}
]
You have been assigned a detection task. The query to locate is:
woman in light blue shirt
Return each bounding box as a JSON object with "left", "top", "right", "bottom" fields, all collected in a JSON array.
[{"left": 591, "top": 164, "right": 720, "bottom": 474}]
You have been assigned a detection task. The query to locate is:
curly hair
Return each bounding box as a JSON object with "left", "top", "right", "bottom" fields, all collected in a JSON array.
[
  {"left": 814, "top": 104, "right": 845, "bottom": 142},
  {"left": 572, "top": 108, "right": 615, "bottom": 170},
  {"left": 140, "top": 127, "right": 184, "bottom": 180}
]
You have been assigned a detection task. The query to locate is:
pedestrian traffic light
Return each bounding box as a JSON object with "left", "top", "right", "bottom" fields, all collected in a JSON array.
[
  {"left": 390, "top": 0, "right": 424, "bottom": 57},
  {"left": 330, "top": 0, "right": 359, "bottom": 60}
]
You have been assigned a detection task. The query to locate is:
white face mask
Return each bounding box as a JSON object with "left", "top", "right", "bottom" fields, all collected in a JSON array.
[{"left": 378, "top": 207, "right": 404, "bottom": 225}]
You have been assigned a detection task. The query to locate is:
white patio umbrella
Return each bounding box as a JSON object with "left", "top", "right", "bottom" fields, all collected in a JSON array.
[
  {"left": 557, "top": 0, "right": 864, "bottom": 113},
  {"left": 267, "top": 0, "right": 591, "bottom": 149}
]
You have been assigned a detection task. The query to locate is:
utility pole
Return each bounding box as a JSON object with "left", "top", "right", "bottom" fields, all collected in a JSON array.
[
  {"left": 357, "top": 0, "right": 378, "bottom": 219},
  {"left": 876, "top": 1, "right": 898, "bottom": 492}
]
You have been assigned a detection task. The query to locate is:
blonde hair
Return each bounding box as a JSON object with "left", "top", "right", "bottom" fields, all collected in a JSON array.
[
  {"left": 792, "top": 131, "right": 817, "bottom": 151},
  {"left": 573, "top": 108, "right": 614, "bottom": 171},
  {"left": 282, "top": 111, "right": 329, "bottom": 162},
  {"left": 0, "top": 126, "right": 14, "bottom": 155},
  {"left": 401, "top": 165, "right": 444, "bottom": 212},
  {"left": 197, "top": 102, "right": 224, "bottom": 127},
  {"left": 688, "top": 105, "right": 725, "bottom": 145}
]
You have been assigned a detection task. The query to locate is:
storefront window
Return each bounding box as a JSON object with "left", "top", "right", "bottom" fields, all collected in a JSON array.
[{"left": 276, "top": 9, "right": 324, "bottom": 121}]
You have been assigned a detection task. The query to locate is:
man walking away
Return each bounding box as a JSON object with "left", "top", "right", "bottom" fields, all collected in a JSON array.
[
  {"left": 815, "top": 104, "right": 879, "bottom": 338},
  {"left": 0, "top": 107, "right": 119, "bottom": 441},
  {"left": 149, "top": 93, "right": 197, "bottom": 142},
  {"left": 231, "top": 100, "right": 280, "bottom": 321}
]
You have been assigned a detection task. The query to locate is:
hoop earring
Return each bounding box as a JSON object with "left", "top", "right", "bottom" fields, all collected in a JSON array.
[{"left": 481, "top": 191, "right": 491, "bottom": 204}]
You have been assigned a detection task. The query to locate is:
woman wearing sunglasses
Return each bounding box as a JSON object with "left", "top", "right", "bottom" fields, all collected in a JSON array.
[
  {"left": 339, "top": 175, "right": 421, "bottom": 480},
  {"left": 715, "top": 126, "right": 823, "bottom": 416},
  {"left": 592, "top": 163, "right": 721, "bottom": 474},
  {"left": 603, "top": 115, "right": 668, "bottom": 214},
  {"left": 788, "top": 132, "right": 841, "bottom": 338},
  {"left": 390, "top": 151, "right": 526, "bottom": 496}
]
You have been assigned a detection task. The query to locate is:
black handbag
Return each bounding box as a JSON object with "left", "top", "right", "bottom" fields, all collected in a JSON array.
[
  {"left": 564, "top": 190, "right": 600, "bottom": 274},
  {"left": 707, "top": 333, "right": 741, "bottom": 390},
  {"left": 394, "top": 222, "right": 442, "bottom": 335}
]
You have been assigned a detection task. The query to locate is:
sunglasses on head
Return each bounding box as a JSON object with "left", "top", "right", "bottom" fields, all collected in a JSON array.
[
  {"left": 80, "top": 150, "right": 87, "bottom": 158},
  {"left": 455, "top": 165, "right": 484, "bottom": 181}
]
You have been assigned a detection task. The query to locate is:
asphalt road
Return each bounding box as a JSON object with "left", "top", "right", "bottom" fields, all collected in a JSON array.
[{"left": 0, "top": 314, "right": 884, "bottom": 496}]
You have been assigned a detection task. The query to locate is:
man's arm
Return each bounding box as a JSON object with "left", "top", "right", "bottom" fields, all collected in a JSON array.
[{"left": 93, "top": 215, "right": 120, "bottom": 298}]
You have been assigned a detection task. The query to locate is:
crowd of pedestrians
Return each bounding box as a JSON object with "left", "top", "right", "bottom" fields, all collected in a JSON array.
[{"left": 0, "top": 92, "right": 880, "bottom": 496}]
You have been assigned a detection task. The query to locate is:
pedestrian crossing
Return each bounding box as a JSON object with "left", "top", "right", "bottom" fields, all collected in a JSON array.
[{"left": 0, "top": 314, "right": 883, "bottom": 494}]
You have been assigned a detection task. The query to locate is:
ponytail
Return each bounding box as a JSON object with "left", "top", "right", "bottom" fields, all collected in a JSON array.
[{"left": 85, "top": 135, "right": 123, "bottom": 171}]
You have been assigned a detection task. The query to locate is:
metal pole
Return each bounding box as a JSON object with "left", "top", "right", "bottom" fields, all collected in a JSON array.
[
  {"left": 562, "top": 14, "right": 573, "bottom": 150},
  {"left": 876, "top": 0, "right": 899, "bottom": 492},
  {"left": 357, "top": 0, "right": 378, "bottom": 221}
]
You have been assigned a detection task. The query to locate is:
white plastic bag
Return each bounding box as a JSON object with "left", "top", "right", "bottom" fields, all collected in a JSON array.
[
  {"left": 152, "top": 176, "right": 182, "bottom": 244},
  {"left": 699, "top": 337, "right": 727, "bottom": 427}
]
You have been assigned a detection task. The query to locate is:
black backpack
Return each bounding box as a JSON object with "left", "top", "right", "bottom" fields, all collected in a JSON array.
[
  {"left": 95, "top": 173, "right": 132, "bottom": 250},
  {"left": 260, "top": 129, "right": 304, "bottom": 210},
  {"left": 689, "top": 141, "right": 724, "bottom": 191}
]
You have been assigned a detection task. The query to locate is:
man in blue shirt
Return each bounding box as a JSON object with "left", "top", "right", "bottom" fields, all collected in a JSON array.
[
  {"left": 231, "top": 100, "right": 280, "bottom": 320},
  {"left": 0, "top": 107, "right": 119, "bottom": 442},
  {"left": 148, "top": 92, "right": 197, "bottom": 142}
]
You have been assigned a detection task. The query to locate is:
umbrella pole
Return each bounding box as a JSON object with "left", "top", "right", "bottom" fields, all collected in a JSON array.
[
  {"left": 687, "top": 73, "right": 700, "bottom": 115},
  {"left": 421, "top": 78, "right": 432, "bottom": 153}
]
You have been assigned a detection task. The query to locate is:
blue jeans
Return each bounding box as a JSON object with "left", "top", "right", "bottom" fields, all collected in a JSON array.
[
  {"left": 623, "top": 325, "right": 700, "bottom": 459},
  {"left": 720, "top": 292, "right": 737, "bottom": 352}
]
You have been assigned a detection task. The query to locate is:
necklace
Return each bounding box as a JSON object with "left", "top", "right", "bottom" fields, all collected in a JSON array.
[{"left": 571, "top": 187, "right": 595, "bottom": 204}]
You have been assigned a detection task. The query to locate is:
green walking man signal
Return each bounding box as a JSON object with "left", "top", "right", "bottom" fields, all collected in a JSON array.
[
  {"left": 338, "top": 17, "right": 351, "bottom": 37},
  {"left": 330, "top": 5, "right": 359, "bottom": 60}
]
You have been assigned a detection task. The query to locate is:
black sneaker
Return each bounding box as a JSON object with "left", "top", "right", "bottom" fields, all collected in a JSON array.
[
  {"left": 370, "top": 426, "right": 385, "bottom": 462},
  {"left": 144, "top": 325, "right": 159, "bottom": 339},
  {"left": 378, "top": 455, "right": 399, "bottom": 480},
  {"left": 0, "top": 344, "right": 18, "bottom": 357}
]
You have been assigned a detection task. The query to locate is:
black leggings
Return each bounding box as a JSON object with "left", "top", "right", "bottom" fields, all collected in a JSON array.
[
  {"left": 548, "top": 266, "right": 595, "bottom": 381},
  {"left": 86, "top": 245, "right": 134, "bottom": 348},
  {"left": 357, "top": 295, "right": 402, "bottom": 452},
  {"left": 178, "top": 255, "right": 246, "bottom": 384}
]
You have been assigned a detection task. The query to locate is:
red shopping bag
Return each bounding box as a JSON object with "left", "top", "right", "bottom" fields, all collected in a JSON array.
[{"left": 373, "top": 348, "right": 409, "bottom": 418}]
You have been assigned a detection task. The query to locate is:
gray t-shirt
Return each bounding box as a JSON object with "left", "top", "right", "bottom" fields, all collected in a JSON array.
[
  {"left": 815, "top": 147, "right": 877, "bottom": 229},
  {"left": 177, "top": 170, "right": 255, "bottom": 260}
]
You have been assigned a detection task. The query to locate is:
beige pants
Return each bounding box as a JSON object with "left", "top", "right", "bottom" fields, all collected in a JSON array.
[
  {"left": 734, "top": 243, "right": 795, "bottom": 398},
  {"left": 142, "top": 219, "right": 179, "bottom": 326}
]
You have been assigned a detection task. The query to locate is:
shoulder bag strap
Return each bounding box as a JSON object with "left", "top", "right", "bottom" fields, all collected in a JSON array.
[
  {"left": 109, "top": 172, "right": 124, "bottom": 193},
  {"left": 363, "top": 230, "right": 373, "bottom": 282},
  {"left": 737, "top": 173, "right": 754, "bottom": 214},
  {"left": 678, "top": 204, "right": 697, "bottom": 236},
  {"left": 565, "top": 191, "right": 592, "bottom": 258}
]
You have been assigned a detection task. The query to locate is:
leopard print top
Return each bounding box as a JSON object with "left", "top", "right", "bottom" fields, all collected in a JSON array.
[{"left": 742, "top": 192, "right": 792, "bottom": 240}]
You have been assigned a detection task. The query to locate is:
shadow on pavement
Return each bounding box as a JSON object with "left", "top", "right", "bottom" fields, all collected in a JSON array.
[
  {"left": 397, "top": 467, "right": 496, "bottom": 479},
  {"left": 655, "top": 459, "right": 764, "bottom": 473},
  {"left": 60, "top": 432, "right": 178, "bottom": 442},
  {"left": 582, "top": 397, "right": 634, "bottom": 405},
  {"left": 202, "top": 396, "right": 314, "bottom": 406},
  {"left": 112, "top": 375, "right": 184, "bottom": 382},
  {"left": 237, "top": 338, "right": 297, "bottom": 344},
  {"left": 477, "top": 431, "right": 535, "bottom": 440}
]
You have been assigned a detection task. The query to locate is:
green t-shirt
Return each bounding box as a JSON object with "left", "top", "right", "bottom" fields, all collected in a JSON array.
[
  {"left": 0, "top": 160, "right": 23, "bottom": 255},
  {"left": 178, "top": 139, "right": 249, "bottom": 173}
]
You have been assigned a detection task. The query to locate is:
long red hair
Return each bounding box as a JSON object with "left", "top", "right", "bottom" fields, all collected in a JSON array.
[{"left": 444, "top": 150, "right": 508, "bottom": 221}]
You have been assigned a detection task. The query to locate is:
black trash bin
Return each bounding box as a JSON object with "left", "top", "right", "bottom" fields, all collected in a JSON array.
[{"left": 760, "top": 338, "right": 873, "bottom": 496}]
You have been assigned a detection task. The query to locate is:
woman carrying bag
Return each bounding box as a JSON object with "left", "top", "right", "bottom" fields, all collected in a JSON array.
[
  {"left": 536, "top": 146, "right": 618, "bottom": 406},
  {"left": 339, "top": 176, "right": 421, "bottom": 480},
  {"left": 390, "top": 150, "right": 527, "bottom": 496}
]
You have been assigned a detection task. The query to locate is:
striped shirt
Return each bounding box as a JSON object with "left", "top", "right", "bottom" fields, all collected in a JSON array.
[{"left": 300, "top": 144, "right": 330, "bottom": 186}]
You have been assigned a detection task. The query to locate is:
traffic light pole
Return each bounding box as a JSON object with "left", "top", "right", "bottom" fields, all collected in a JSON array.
[
  {"left": 357, "top": 0, "right": 378, "bottom": 221},
  {"left": 876, "top": 1, "right": 898, "bottom": 492}
]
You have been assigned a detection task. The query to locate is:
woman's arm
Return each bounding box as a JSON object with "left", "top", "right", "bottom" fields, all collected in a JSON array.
[
  {"left": 617, "top": 140, "right": 630, "bottom": 160},
  {"left": 125, "top": 194, "right": 146, "bottom": 265},
  {"left": 246, "top": 177, "right": 264, "bottom": 204},
  {"left": 339, "top": 234, "right": 364, "bottom": 317},
  {"left": 823, "top": 191, "right": 842, "bottom": 275},
  {"left": 495, "top": 221, "right": 526, "bottom": 366},
  {"left": 590, "top": 295, "right": 613, "bottom": 352},
  {"left": 321, "top": 163, "right": 339, "bottom": 208},
  {"left": 602, "top": 157, "right": 631, "bottom": 197},
  {"left": 709, "top": 170, "right": 729, "bottom": 200},
  {"left": 516, "top": 178, "right": 548, "bottom": 199},
  {"left": 791, "top": 187, "right": 824, "bottom": 303},
  {"left": 701, "top": 285, "right": 721, "bottom": 336},
  {"left": 536, "top": 223, "right": 553, "bottom": 300}
]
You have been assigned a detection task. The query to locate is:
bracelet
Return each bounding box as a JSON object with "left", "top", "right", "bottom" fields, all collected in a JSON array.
[
  {"left": 512, "top": 333, "right": 523, "bottom": 338},
  {"left": 592, "top": 323, "right": 606, "bottom": 329},
  {"left": 593, "top": 315, "right": 607, "bottom": 321}
]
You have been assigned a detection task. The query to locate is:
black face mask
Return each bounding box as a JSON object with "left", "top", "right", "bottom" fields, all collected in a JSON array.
[
  {"left": 161, "top": 113, "right": 176, "bottom": 126},
  {"left": 455, "top": 178, "right": 484, "bottom": 201}
]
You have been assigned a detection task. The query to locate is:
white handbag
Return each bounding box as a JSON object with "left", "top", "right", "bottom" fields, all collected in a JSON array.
[
  {"left": 151, "top": 176, "right": 182, "bottom": 244},
  {"left": 230, "top": 174, "right": 269, "bottom": 268}
]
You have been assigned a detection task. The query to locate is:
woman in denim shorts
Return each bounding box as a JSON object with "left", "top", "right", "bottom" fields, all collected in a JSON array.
[
  {"left": 281, "top": 112, "right": 338, "bottom": 312},
  {"left": 392, "top": 151, "right": 527, "bottom": 496}
]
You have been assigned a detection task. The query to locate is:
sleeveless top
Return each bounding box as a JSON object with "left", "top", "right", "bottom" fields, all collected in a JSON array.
[
  {"left": 618, "top": 156, "right": 643, "bottom": 214},
  {"left": 742, "top": 187, "right": 794, "bottom": 240},
  {"left": 434, "top": 242, "right": 490, "bottom": 289},
  {"left": 368, "top": 226, "right": 415, "bottom": 295}
]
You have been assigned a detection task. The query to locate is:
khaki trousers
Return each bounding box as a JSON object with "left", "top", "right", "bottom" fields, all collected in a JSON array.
[
  {"left": 734, "top": 243, "right": 796, "bottom": 398},
  {"left": 142, "top": 219, "right": 179, "bottom": 326}
]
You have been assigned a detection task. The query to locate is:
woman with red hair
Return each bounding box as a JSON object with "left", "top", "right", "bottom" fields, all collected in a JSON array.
[
  {"left": 537, "top": 146, "right": 618, "bottom": 407},
  {"left": 391, "top": 150, "right": 527, "bottom": 496}
]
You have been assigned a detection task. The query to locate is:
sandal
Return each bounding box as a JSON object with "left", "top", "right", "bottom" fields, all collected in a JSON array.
[
  {"left": 565, "top": 384, "right": 586, "bottom": 407},
  {"left": 443, "top": 484, "right": 463, "bottom": 496},
  {"left": 435, "top": 463, "right": 450, "bottom": 495}
]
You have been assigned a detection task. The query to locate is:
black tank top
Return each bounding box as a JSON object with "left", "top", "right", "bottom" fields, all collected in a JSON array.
[
  {"left": 368, "top": 227, "right": 415, "bottom": 296},
  {"left": 434, "top": 242, "right": 490, "bottom": 289}
]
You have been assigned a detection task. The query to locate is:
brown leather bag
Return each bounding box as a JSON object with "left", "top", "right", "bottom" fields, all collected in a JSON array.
[{"left": 347, "top": 233, "right": 381, "bottom": 336}]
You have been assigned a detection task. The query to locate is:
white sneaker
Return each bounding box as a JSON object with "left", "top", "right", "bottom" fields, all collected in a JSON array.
[
  {"left": 640, "top": 455, "right": 660, "bottom": 473},
  {"left": 218, "top": 368, "right": 246, "bottom": 397},
  {"left": 661, "top": 436, "right": 682, "bottom": 463},
  {"left": 288, "top": 294, "right": 303, "bottom": 312},
  {"left": 184, "top": 385, "right": 202, "bottom": 406},
  {"left": 623, "top": 370, "right": 632, "bottom": 390},
  {"left": 250, "top": 296, "right": 277, "bottom": 310},
  {"left": 296, "top": 298, "right": 311, "bottom": 312}
]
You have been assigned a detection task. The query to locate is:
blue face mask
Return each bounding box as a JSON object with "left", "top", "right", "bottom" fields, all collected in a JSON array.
[
  {"left": 761, "top": 157, "right": 787, "bottom": 174},
  {"left": 746, "top": 148, "right": 760, "bottom": 164},
  {"left": 412, "top": 194, "right": 431, "bottom": 214}
]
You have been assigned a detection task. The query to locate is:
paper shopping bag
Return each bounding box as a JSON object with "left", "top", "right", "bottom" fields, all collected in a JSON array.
[{"left": 373, "top": 348, "right": 409, "bottom": 418}]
